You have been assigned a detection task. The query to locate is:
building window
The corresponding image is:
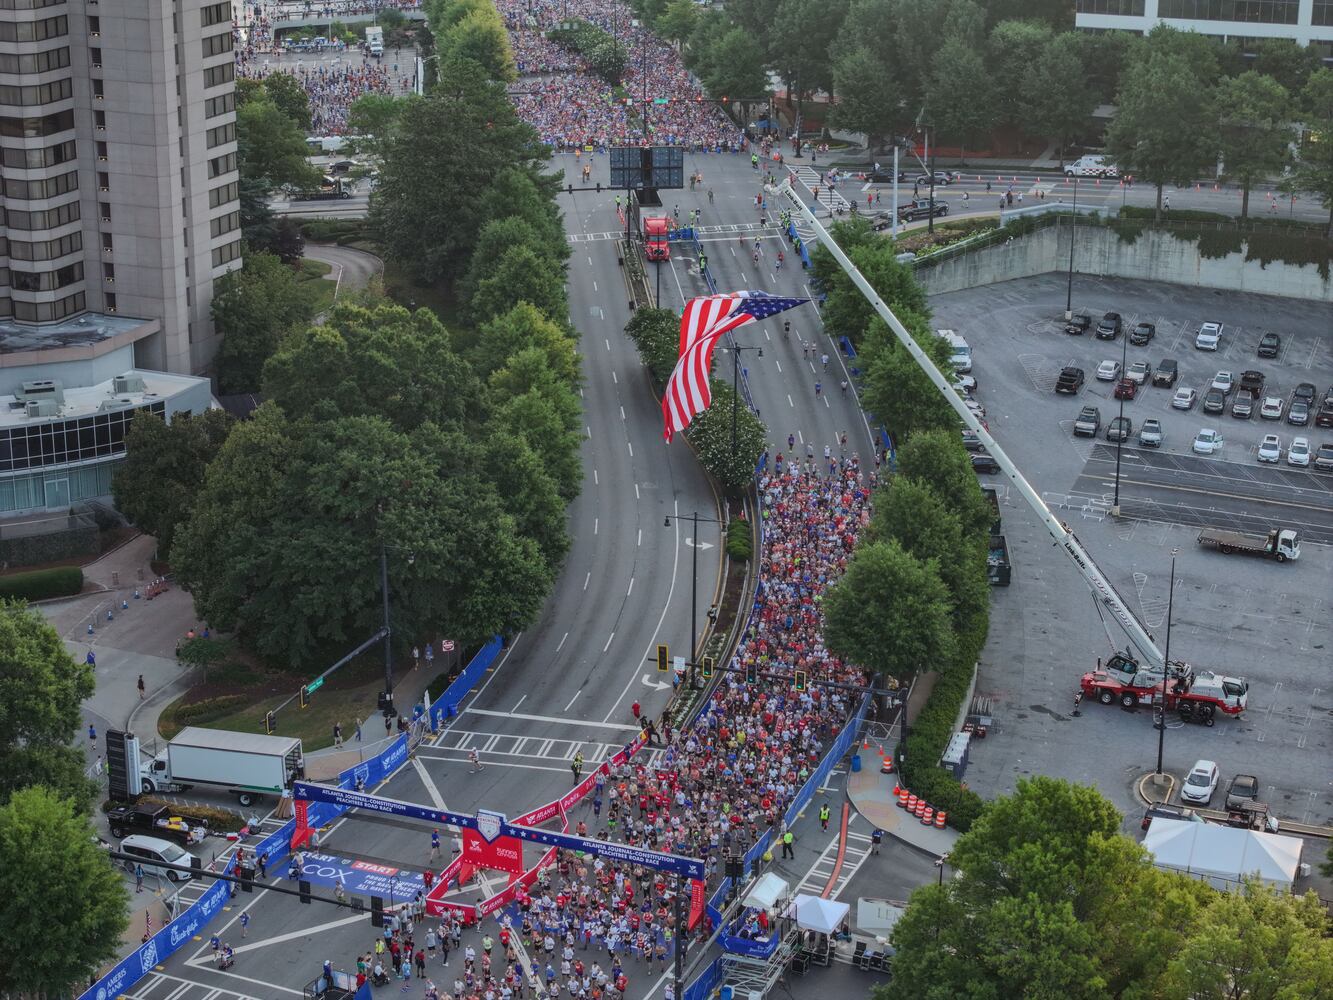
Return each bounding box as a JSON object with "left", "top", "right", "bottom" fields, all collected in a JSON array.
[
  {"left": 8, "top": 261, "right": 82, "bottom": 292},
  {"left": 89, "top": 45, "right": 101, "bottom": 67},
  {"left": 8, "top": 232, "right": 81, "bottom": 261},
  {"left": 207, "top": 151, "right": 237, "bottom": 178},
  {"left": 3, "top": 200, "right": 80, "bottom": 232},
  {"left": 209, "top": 210, "right": 240, "bottom": 238},
  {"left": 86, "top": 13, "right": 98, "bottom": 33},
  {"left": 206, "top": 121, "right": 235, "bottom": 148},
  {"left": 104, "top": 292, "right": 116, "bottom": 311},
  {"left": 91, "top": 78, "right": 103, "bottom": 99},
  {"left": 2, "top": 139, "right": 76, "bottom": 170},
  {"left": 201, "top": 1, "right": 232, "bottom": 26},
  {"left": 94, "top": 109, "right": 105, "bottom": 130},
  {"left": 0, "top": 108, "right": 76, "bottom": 139},
  {"left": 0, "top": 14, "right": 68, "bottom": 41},
  {"left": 97, "top": 170, "right": 109, "bottom": 191},
  {"left": 201, "top": 32, "right": 233, "bottom": 58},
  {"left": 212, "top": 239, "right": 242, "bottom": 267},
  {"left": 1314, "top": 0, "right": 1333, "bottom": 25},
  {"left": 204, "top": 92, "right": 235, "bottom": 119},
  {"left": 99, "top": 202, "right": 111, "bottom": 222},
  {"left": 0, "top": 0, "right": 69, "bottom": 9},
  {"left": 202, "top": 62, "right": 235, "bottom": 89},
  {"left": 102, "top": 262, "right": 114, "bottom": 282},
  {"left": 0, "top": 400, "right": 165, "bottom": 473},
  {"left": 209, "top": 179, "right": 239, "bottom": 208},
  {"left": 0, "top": 46, "right": 70, "bottom": 74},
  {"left": 1156, "top": 0, "right": 1299, "bottom": 22},
  {"left": 11, "top": 290, "right": 86, "bottom": 323},
  {"left": 2, "top": 170, "right": 78, "bottom": 200},
  {"left": 0, "top": 78, "right": 73, "bottom": 108},
  {"left": 101, "top": 231, "right": 112, "bottom": 250}
]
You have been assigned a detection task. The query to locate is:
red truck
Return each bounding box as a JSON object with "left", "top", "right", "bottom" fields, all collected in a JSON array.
[
  {"left": 1080, "top": 658, "right": 1247, "bottom": 727},
  {"left": 643, "top": 217, "right": 670, "bottom": 261}
]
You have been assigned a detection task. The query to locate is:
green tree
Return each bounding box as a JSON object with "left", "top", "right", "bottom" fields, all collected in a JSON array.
[
  {"left": 0, "top": 787, "right": 127, "bottom": 994},
  {"left": 1252, "top": 37, "right": 1323, "bottom": 95},
  {"left": 371, "top": 57, "right": 543, "bottom": 283},
  {"left": 658, "top": 0, "right": 698, "bottom": 46},
  {"left": 1215, "top": 71, "right": 1294, "bottom": 217},
  {"left": 491, "top": 390, "right": 583, "bottom": 502},
  {"left": 1022, "top": 33, "right": 1099, "bottom": 164},
  {"left": 812, "top": 229, "right": 930, "bottom": 345},
  {"left": 624, "top": 307, "right": 680, "bottom": 386},
  {"left": 858, "top": 315, "right": 957, "bottom": 443},
  {"left": 986, "top": 19, "right": 1053, "bottom": 131},
  {"left": 478, "top": 432, "right": 570, "bottom": 571},
  {"left": 112, "top": 407, "right": 233, "bottom": 559},
  {"left": 347, "top": 92, "right": 413, "bottom": 156},
  {"left": 928, "top": 36, "right": 994, "bottom": 159},
  {"left": 770, "top": 0, "right": 846, "bottom": 122},
  {"left": 982, "top": 0, "right": 1072, "bottom": 29},
  {"left": 443, "top": 7, "right": 517, "bottom": 82},
  {"left": 473, "top": 302, "right": 580, "bottom": 386},
  {"left": 235, "top": 77, "right": 266, "bottom": 108},
  {"left": 237, "top": 98, "right": 322, "bottom": 191},
  {"left": 588, "top": 40, "right": 628, "bottom": 84},
  {"left": 824, "top": 539, "right": 955, "bottom": 684},
  {"left": 470, "top": 244, "right": 568, "bottom": 323},
  {"left": 683, "top": 378, "right": 767, "bottom": 497},
  {"left": 830, "top": 47, "right": 900, "bottom": 153},
  {"left": 691, "top": 26, "right": 767, "bottom": 119},
  {"left": 260, "top": 72, "right": 313, "bottom": 131},
  {"left": 1107, "top": 49, "right": 1218, "bottom": 219},
  {"left": 890, "top": 0, "right": 952, "bottom": 108},
  {"left": 0, "top": 602, "right": 96, "bottom": 810},
  {"left": 895, "top": 427, "right": 993, "bottom": 538},
  {"left": 212, "top": 251, "right": 315, "bottom": 394},
  {"left": 1289, "top": 67, "right": 1333, "bottom": 237},
  {"left": 239, "top": 174, "right": 277, "bottom": 251}
]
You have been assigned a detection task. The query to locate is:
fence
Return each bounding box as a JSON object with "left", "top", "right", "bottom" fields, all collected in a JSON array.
[{"left": 427, "top": 635, "right": 504, "bottom": 728}]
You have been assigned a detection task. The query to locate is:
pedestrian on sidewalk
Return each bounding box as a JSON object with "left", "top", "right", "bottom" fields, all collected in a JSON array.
[
  {"left": 819, "top": 802, "right": 831, "bottom": 831},
  {"left": 257, "top": 851, "right": 268, "bottom": 879},
  {"left": 88, "top": 723, "right": 96, "bottom": 747},
  {"left": 384, "top": 715, "right": 392, "bottom": 737},
  {"left": 333, "top": 722, "right": 343, "bottom": 748},
  {"left": 240, "top": 911, "right": 250, "bottom": 937},
  {"left": 354, "top": 717, "right": 362, "bottom": 742},
  {"left": 135, "top": 863, "right": 144, "bottom": 893},
  {"left": 137, "top": 674, "right": 146, "bottom": 700}
]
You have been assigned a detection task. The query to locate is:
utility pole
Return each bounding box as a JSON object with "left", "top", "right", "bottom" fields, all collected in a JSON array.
[
  {"left": 379, "top": 540, "right": 393, "bottom": 715},
  {"left": 1065, "top": 177, "right": 1080, "bottom": 320},
  {"left": 1154, "top": 554, "right": 1177, "bottom": 778}
]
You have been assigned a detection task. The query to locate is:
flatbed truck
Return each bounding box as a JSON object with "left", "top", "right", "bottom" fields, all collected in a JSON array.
[{"left": 1196, "top": 527, "right": 1299, "bottom": 563}]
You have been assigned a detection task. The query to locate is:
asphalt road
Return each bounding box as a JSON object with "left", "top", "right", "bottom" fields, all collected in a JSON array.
[{"left": 301, "top": 242, "right": 383, "bottom": 297}]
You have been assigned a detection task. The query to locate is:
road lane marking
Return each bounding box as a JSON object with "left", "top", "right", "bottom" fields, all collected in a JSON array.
[
  {"left": 512, "top": 693, "right": 528, "bottom": 710},
  {"left": 556, "top": 633, "right": 568, "bottom": 652},
  {"left": 603, "top": 632, "right": 615, "bottom": 652},
  {"left": 594, "top": 469, "right": 599, "bottom": 485},
  {"left": 565, "top": 691, "right": 582, "bottom": 711},
  {"left": 465, "top": 708, "right": 641, "bottom": 731},
  {"left": 594, "top": 517, "right": 599, "bottom": 535},
  {"left": 628, "top": 441, "right": 633, "bottom": 457},
  {"left": 635, "top": 483, "right": 640, "bottom": 500},
  {"left": 620, "top": 405, "right": 626, "bottom": 420},
  {"left": 584, "top": 572, "right": 591, "bottom": 590},
  {"left": 413, "top": 757, "right": 446, "bottom": 809},
  {"left": 627, "top": 577, "right": 634, "bottom": 596}
]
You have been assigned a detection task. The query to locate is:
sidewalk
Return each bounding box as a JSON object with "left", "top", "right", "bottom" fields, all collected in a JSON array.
[{"left": 847, "top": 762, "right": 958, "bottom": 858}]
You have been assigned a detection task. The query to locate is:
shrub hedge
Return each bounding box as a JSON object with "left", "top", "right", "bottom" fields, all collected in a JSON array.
[
  {"left": 0, "top": 566, "right": 84, "bottom": 601},
  {"left": 725, "top": 517, "right": 753, "bottom": 562},
  {"left": 172, "top": 693, "right": 248, "bottom": 727}
]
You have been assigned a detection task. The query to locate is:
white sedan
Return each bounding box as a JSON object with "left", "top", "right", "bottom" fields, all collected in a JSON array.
[
  {"left": 1260, "top": 396, "right": 1284, "bottom": 420},
  {"left": 1180, "top": 760, "right": 1220, "bottom": 805},
  {"left": 1257, "top": 433, "right": 1282, "bottom": 463},
  {"left": 1172, "top": 387, "right": 1197, "bottom": 410},
  {"left": 1192, "top": 428, "right": 1225, "bottom": 455},
  {"left": 1288, "top": 436, "right": 1311, "bottom": 467},
  {"left": 1210, "top": 371, "right": 1234, "bottom": 394},
  {"left": 1096, "top": 359, "right": 1121, "bottom": 381},
  {"left": 1126, "top": 360, "right": 1151, "bottom": 385}
]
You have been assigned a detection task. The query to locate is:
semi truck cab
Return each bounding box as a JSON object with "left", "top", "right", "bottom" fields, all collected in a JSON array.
[{"left": 643, "top": 217, "right": 670, "bottom": 261}]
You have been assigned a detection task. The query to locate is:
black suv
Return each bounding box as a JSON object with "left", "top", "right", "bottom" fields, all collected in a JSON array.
[
  {"left": 1064, "top": 311, "right": 1091, "bottom": 335},
  {"left": 1257, "top": 332, "right": 1281, "bottom": 358},
  {"left": 1129, "top": 322, "right": 1155, "bottom": 345},
  {"left": 1239, "top": 370, "right": 1265, "bottom": 396},
  {"left": 1151, "top": 359, "right": 1179, "bottom": 388},
  {"left": 1095, "top": 312, "right": 1123, "bottom": 340},
  {"left": 1055, "top": 367, "right": 1085, "bottom": 394}
]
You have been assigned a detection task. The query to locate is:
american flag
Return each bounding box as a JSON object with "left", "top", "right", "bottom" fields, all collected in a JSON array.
[{"left": 663, "top": 292, "right": 806, "bottom": 442}]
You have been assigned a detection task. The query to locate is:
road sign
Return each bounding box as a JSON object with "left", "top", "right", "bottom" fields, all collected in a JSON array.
[
  {"left": 673, "top": 656, "right": 686, "bottom": 675},
  {"left": 442, "top": 639, "right": 455, "bottom": 652},
  {"left": 306, "top": 677, "right": 325, "bottom": 694}
]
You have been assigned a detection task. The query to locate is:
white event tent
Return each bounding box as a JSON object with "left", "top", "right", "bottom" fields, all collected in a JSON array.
[{"left": 1144, "top": 818, "right": 1302, "bottom": 892}]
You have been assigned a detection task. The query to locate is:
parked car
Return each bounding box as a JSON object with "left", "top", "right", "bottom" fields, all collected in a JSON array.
[
  {"left": 961, "top": 430, "right": 984, "bottom": 451},
  {"left": 1130, "top": 322, "right": 1156, "bottom": 346},
  {"left": 1141, "top": 803, "right": 1204, "bottom": 831},
  {"left": 1126, "top": 360, "right": 1152, "bottom": 385},
  {"left": 1314, "top": 442, "right": 1333, "bottom": 471},
  {"left": 1287, "top": 400, "right": 1310, "bottom": 426},
  {"left": 1293, "top": 383, "right": 1317, "bottom": 405},
  {"left": 1064, "top": 311, "right": 1092, "bottom": 335},
  {"left": 1192, "top": 428, "right": 1224, "bottom": 454},
  {"left": 1152, "top": 359, "right": 1179, "bottom": 388},
  {"left": 1138, "top": 418, "right": 1163, "bottom": 447},
  {"left": 1114, "top": 378, "right": 1139, "bottom": 400},
  {"left": 1055, "top": 367, "right": 1085, "bottom": 394},
  {"left": 953, "top": 373, "right": 978, "bottom": 394},
  {"left": 1225, "top": 774, "right": 1260, "bottom": 812},
  {"left": 1258, "top": 433, "right": 1282, "bottom": 463},
  {"left": 1211, "top": 371, "right": 1234, "bottom": 394},
  {"left": 898, "top": 198, "right": 949, "bottom": 221},
  {"left": 1239, "top": 370, "right": 1265, "bottom": 395},
  {"left": 1195, "top": 321, "right": 1223, "bottom": 351},
  {"left": 1096, "top": 359, "right": 1122, "bottom": 381},
  {"left": 1257, "top": 331, "right": 1281, "bottom": 358},
  {"left": 1203, "top": 388, "right": 1226, "bottom": 414},
  {"left": 1172, "top": 387, "right": 1197, "bottom": 410},
  {"left": 1074, "top": 406, "right": 1101, "bottom": 437},
  {"left": 1260, "top": 396, "right": 1284, "bottom": 420},
  {"left": 866, "top": 168, "right": 907, "bottom": 183},
  {"left": 1288, "top": 436, "right": 1311, "bottom": 466},
  {"left": 1230, "top": 391, "right": 1255, "bottom": 419},
  {"left": 1179, "top": 760, "right": 1220, "bottom": 805},
  {"left": 1317, "top": 398, "right": 1333, "bottom": 428},
  {"left": 971, "top": 453, "right": 1001, "bottom": 474},
  {"left": 1096, "top": 312, "right": 1123, "bottom": 340},
  {"left": 914, "top": 170, "right": 958, "bottom": 186},
  {"left": 1106, "top": 416, "right": 1132, "bottom": 442}
]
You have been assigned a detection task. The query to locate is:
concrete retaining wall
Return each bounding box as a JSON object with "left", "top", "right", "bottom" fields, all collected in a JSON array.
[{"left": 915, "top": 225, "right": 1333, "bottom": 301}]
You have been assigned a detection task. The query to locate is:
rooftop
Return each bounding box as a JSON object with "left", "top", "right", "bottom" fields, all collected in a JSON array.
[
  {"left": 0, "top": 368, "right": 209, "bottom": 430},
  {"left": 0, "top": 313, "right": 154, "bottom": 355}
]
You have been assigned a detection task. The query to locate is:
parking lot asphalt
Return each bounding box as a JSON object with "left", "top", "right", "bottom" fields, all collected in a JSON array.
[{"left": 927, "top": 274, "right": 1333, "bottom": 842}]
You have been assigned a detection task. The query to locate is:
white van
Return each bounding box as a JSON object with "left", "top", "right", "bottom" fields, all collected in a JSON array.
[
  {"left": 121, "top": 834, "right": 194, "bottom": 882},
  {"left": 937, "top": 329, "right": 972, "bottom": 374},
  {"left": 1064, "top": 155, "right": 1118, "bottom": 178}
]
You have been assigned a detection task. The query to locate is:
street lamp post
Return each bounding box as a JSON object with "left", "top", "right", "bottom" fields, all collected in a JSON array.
[
  {"left": 1112, "top": 329, "right": 1128, "bottom": 516},
  {"left": 1155, "top": 553, "right": 1178, "bottom": 777},
  {"left": 728, "top": 343, "right": 763, "bottom": 459},
  {"left": 1064, "top": 176, "right": 1080, "bottom": 320},
  {"left": 380, "top": 540, "right": 393, "bottom": 713},
  {"left": 664, "top": 512, "right": 724, "bottom": 690}
]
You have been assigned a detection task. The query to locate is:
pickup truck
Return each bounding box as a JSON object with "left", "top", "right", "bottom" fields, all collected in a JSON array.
[
  {"left": 107, "top": 804, "right": 208, "bottom": 845},
  {"left": 987, "top": 535, "right": 1011, "bottom": 586},
  {"left": 898, "top": 198, "right": 949, "bottom": 222}
]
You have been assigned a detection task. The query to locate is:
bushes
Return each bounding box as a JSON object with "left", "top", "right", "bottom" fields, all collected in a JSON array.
[
  {"left": 0, "top": 567, "right": 83, "bottom": 601},
  {"left": 171, "top": 694, "right": 249, "bottom": 727},
  {"left": 725, "top": 517, "right": 753, "bottom": 562},
  {"left": 899, "top": 660, "right": 986, "bottom": 831}
]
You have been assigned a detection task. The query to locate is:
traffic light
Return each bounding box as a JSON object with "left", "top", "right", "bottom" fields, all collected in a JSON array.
[
  {"left": 793, "top": 670, "right": 808, "bottom": 693},
  {"left": 701, "top": 656, "right": 714, "bottom": 680},
  {"left": 656, "top": 644, "right": 669, "bottom": 672},
  {"left": 745, "top": 664, "right": 758, "bottom": 685},
  {"left": 299, "top": 685, "right": 310, "bottom": 709},
  {"left": 264, "top": 711, "right": 276, "bottom": 734},
  {"left": 567, "top": 183, "right": 574, "bottom": 195}
]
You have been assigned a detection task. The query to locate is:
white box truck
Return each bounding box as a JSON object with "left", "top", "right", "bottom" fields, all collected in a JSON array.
[
  {"left": 139, "top": 727, "right": 303, "bottom": 807},
  {"left": 366, "top": 26, "right": 384, "bottom": 56}
]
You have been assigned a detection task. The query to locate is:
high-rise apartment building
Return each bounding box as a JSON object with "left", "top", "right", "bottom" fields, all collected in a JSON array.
[
  {"left": 1, "top": 0, "right": 242, "bottom": 375},
  {"left": 1076, "top": 1, "right": 1333, "bottom": 58}
]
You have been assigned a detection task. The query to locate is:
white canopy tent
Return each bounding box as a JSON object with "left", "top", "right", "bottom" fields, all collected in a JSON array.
[
  {"left": 791, "top": 894, "right": 849, "bottom": 935},
  {"left": 741, "top": 872, "right": 790, "bottom": 911},
  {"left": 1144, "top": 818, "right": 1303, "bottom": 892}
]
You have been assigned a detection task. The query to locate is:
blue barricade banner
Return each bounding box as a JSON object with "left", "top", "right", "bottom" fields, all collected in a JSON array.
[{"left": 429, "top": 636, "right": 503, "bottom": 729}]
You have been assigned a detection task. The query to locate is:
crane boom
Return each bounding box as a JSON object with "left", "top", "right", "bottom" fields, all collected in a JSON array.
[{"left": 771, "top": 179, "right": 1165, "bottom": 670}]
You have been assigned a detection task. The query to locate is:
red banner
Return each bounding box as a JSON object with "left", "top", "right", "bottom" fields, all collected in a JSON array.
[
  {"left": 291, "top": 799, "right": 312, "bottom": 850},
  {"left": 688, "top": 878, "right": 706, "bottom": 930},
  {"left": 462, "top": 828, "right": 525, "bottom": 875}
]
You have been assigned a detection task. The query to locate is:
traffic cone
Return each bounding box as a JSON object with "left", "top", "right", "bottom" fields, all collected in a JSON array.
[
  {"left": 863, "top": 739, "right": 870, "bottom": 750},
  {"left": 921, "top": 806, "right": 934, "bottom": 825},
  {"left": 935, "top": 811, "right": 947, "bottom": 829},
  {"left": 905, "top": 794, "right": 917, "bottom": 811},
  {"left": 914, "top": 799, "right": 927, "bottom": 819},
  {"left": 893, "top": 784, "right": 901, "bottom": 798}
]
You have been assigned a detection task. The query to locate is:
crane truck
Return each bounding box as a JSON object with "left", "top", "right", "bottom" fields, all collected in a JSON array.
[{"left": 771, "top": 178, "right": 1249, "bottom": 723}]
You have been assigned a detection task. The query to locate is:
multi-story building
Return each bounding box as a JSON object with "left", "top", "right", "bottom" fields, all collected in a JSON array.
[
  {"left": 1076, "top": 1, "right": 1333, "bottom": 59},
  {"left": 1, "top": 0, "right": 242, "bottom": 376}
]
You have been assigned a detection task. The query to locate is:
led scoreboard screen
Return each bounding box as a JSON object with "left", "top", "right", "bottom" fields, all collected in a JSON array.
[{"left": 609, "top": 146, "right": 684, "bottom": 190}]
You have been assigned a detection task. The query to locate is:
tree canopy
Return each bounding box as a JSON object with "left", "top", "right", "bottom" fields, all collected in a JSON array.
[
  {"left": 236, "top": 97, "right": 321, "bottom": 192},
  {"left": 211, "top": 251, "right": 316, "bottom": 394}
]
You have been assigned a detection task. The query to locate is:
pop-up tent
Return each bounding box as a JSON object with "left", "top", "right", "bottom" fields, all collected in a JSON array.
[
  {"left": 1144, "top": 818, "right": 1303, "bottom": 892},
  {"left": 741, "top": 872, "right": 790, "bottom": 911},
  {"left": 792, "top": 894, "right": 849, "bottom": 935}
]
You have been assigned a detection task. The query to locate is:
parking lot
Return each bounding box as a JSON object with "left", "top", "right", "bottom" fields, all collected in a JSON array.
[{"left": 927, "top": 273, "right": 1332, "bottom": 845}]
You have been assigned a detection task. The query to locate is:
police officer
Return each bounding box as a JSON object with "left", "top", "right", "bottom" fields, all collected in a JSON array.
[
  {"left": 781, "top": 829, "right": 795, "bottom": 859},
  {"left": 871, "top": 829, "right": 883, "bottom": 855},
  {"left": 698, "top": 253, "right": 707, "bottom": 273},
  {"left": 819, "top": 802, "right": 831, "bottom": 831},
  {"left": 571, "top": 751, "right": 584, "bottom": 783}
]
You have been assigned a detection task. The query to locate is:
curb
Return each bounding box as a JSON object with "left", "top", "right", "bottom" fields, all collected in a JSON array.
[{"left": 1134, "top": 772, "right": 1332, "bottom": 839}]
